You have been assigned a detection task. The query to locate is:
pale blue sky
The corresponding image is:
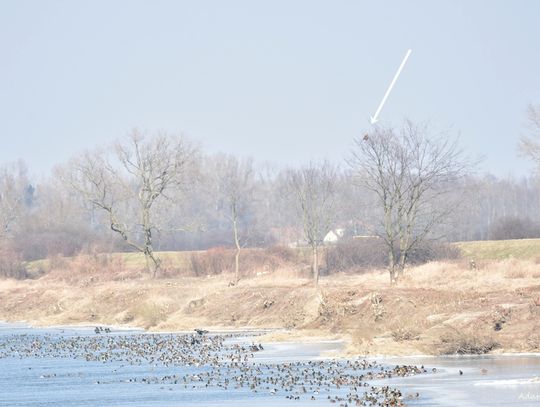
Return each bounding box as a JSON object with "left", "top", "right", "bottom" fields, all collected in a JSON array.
[{"left": 1, "top": 0, "right": 539, "bottom": 177}]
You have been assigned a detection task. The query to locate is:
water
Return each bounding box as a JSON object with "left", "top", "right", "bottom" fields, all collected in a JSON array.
[
  {"left": 0, "top": 323, "right": 539, "bottom": 406},
  {"left": 378, "top": 355, "right": 540, "bottom": 406}
]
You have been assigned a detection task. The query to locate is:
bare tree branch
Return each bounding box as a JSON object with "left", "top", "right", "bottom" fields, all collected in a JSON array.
[
  {"left": 58, "top": 130, "right": 198, "bottom": 277},
  {"left": 348, "top": 121, "right": 472, "bottom": 283},
  {"left": 285, "top": 161, "right": 338, "bottom": 287}
]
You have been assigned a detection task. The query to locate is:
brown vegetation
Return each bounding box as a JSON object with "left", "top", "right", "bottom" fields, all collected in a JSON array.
[
  {"left": 0, "top": 250, "right": 539, "bottom": 356},
  {"left": 438, "top": 329, "right": 499, "bottom": 355},
  {"left": 0, "top": 245, "right": 28, "bottom": 279}
]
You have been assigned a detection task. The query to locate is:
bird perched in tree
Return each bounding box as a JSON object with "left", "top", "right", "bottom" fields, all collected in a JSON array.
[{"left": 363, "top": 133, "right": 369, "bottom": 141}]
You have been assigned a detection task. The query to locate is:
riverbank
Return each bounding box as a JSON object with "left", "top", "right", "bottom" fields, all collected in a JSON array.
[{"left": 1, "top": 258, "right": 539, "bottom": 356}]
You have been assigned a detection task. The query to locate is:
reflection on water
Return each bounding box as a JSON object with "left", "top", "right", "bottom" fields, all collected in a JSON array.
[{"left": 0, "top": 323, "right": 539, "bottom": 406}]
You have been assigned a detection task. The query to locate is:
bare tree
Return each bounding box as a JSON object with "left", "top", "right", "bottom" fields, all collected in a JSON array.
[
  {"left": 285, "top": 161, "right": 337, "bottom": 287},
  {"left": 0, "top": 161, "right": 31, "bottom": 239},
  {"left": 59, "top": 130, "right": 198, "bottom": 277},
  {"left": 213, "top": 155, "right": 255, "bottom": 285},
  {"left": 349, "top": 122, "right": 471, "bottom": 283},
  {"left": 519, "top": 104, "right": 540, "bottom": 166}
]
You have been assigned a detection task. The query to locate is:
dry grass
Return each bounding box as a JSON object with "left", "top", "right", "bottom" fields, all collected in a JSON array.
[
  {"left": 27, "top": 247, "right": 310, "bottom": 282},
  {"left": 399, "top": 259, "right": 540, "bottom": 291},
  {"left": 438, "top": 329, "right": 499, "bottom": 355},
  {"left": 2, "top": 254, "right": 540, "bottom": 356}
]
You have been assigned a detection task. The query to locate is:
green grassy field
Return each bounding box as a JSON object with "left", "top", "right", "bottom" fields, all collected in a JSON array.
[
  {"left": 25, "top": 251, "right": 197, "bottom": 274},
  {"left": 25, "top": 238, "right": 540, "bottom": 275},
  {"left": 455, "top": 238, "right": 540, "bottom": 260},
  {"left": 119, "top": 251, "right": 197, "bottom": 268},
  {"left": 122, "top": 240, "right": 540, "bottom": 264},
  {"left": 24, "top": 246, "right": 312, "bottom": 276}
]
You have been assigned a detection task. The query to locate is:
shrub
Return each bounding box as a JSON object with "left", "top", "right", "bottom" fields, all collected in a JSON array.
[
  {"left": 265, "top": 246, "right": 297, "bottom": 263},
  {"left": 406, "top": 241, "right": 462, "bottom": 265},
  {"left": 491, "top": 306, "right": 511, "bottom": 331},
  {"left": 0, "top": 244, "right": 29, "bottom": 279},
  {"left": 325, "top": 238, "right": 460, "bottom": 274},
  {"left": 526, "top": 331, "right": 540, "bottom": 350},
  {"left": 42, "top": 250, "right": 126, "bottom": 283},
  {"left": 370, "top": 292, "right": 385, "bottom": 321},
  {"left": 325, "top": 238, "right": 387, "bottom": 273},
  {"left": 242, "top": 246, "right": 302, "bottom": 273},
  {"left": 188, "top": 246, "right": 301, "bottom": 277},
  {"left": 391, "top": 325, "right": 420, "bottom": 342},
  {"left": 438, "top": 330, "right": 499, "bottom": 355},
  {"left": 190, "top": 247, "right": 234, "bottom": 276}
]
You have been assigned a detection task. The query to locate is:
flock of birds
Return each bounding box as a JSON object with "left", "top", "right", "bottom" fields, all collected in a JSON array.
[{"left": 0, "top": 328, "right": 433, "bottom": 406}]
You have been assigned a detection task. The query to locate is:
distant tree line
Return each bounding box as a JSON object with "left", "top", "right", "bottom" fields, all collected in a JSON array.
[{"left": 1, "top": 110, "right": 540, "bottom": 282}]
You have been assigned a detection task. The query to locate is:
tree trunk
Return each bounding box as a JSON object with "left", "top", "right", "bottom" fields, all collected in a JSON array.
[
  {"left": 144, "top": 248, "right": 161, "bottom": 278},
  {"left": 141, "top": 206, "right": 161, "bottom": 278},
  {"left": 312, "top": 245, "right": 319, "bottom": 287},
  {"left": 233, "top": 215, "right": 241, "bottom": 285},
  {"left": 234, "top": 247, "right": 240, "bottom": 285},
  {"left": 388, "top": 249, "right": 397, "bottom": 284},
  {"left": 397, "top": 250, "right": 407, "bottom": 278}
]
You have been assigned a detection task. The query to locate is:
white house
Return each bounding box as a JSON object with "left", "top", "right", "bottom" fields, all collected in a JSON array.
[{"left": 323, "top": 228, "right": 345, "bottom": 244}]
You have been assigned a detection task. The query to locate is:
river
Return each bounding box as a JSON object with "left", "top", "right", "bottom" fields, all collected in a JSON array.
[{"left": 0, "top": 323, "right": 538, "bottom": 406}]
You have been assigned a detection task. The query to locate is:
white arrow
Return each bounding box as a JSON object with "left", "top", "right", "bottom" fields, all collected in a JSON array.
[{"left": 370, "top": 49, "right": 412, "bottom": 125}]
